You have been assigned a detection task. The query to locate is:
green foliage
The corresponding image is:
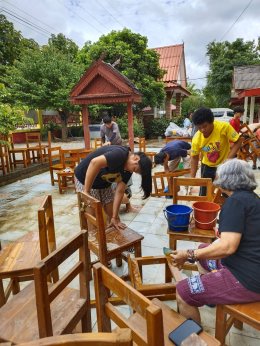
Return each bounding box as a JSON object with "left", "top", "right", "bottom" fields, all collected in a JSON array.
[
  {"left": 69, "top": 125, "right": 83, "bottom": 137},
  {"left": 41, "top": 121, "right": 61, "bottom": 137},
  {"left": 144, "top": 118, "right": 170, "bottom": 139},
  {"left": 78, "top": 28, "right": 165, "bottom": 112},
  {"left": 5, "top": 46, "right": 84, "bottom": 120},
  {"left": 117, "top": 116, "right": 144, "bottom": 138},
  {"left": 47, "top": 33, "right": 79, "bottom": 62},
  {"left": 206, "top": 38, "right": 260, "bottom": 106},
  {"left": 0, "top": 84, "right": 31, "bottom": 138}
]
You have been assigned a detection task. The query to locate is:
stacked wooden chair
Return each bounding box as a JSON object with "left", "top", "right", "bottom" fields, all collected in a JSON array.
[
  {"left": 0, "top": 230, "right": 91, "bottom": 343},
  {"left": 0, "top": 142, "right": 11, "bottom": 175},
  {"left": 0, "top": 195, "right": 58, "bottom": 306},
  {"left": 238, "top": 124, "right": 260, "bottom": 168}
]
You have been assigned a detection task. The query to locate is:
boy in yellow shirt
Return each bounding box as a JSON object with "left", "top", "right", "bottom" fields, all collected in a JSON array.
[{"left": 190, "top": 107, "right": 242, "bottom": 195}]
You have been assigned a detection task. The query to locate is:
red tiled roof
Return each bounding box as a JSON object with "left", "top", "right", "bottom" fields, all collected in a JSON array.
[{"left": 153, "top": 44, "right": 184, "bottom": 88}]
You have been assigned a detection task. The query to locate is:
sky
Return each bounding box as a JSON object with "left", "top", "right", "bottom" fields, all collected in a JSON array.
[{"left": 1, "top": 0, "right": 259, "bottom": 88}]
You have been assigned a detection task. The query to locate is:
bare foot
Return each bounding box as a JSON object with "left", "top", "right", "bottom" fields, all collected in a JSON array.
[{"left": 125, "top": 204, "right": 142, "bottom": 213}]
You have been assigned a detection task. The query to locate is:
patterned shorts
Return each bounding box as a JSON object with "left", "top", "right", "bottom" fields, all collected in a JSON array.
[
  {"left": 176, "top": 243, "right": 260, "bottom": 307},
  {"left": 74, "top": 177, "right": 114, "bottom": 205}
]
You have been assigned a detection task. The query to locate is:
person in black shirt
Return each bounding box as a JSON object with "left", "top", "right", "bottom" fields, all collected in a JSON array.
[
  {"left": 75, "top": 146, "right": 152, "bottom": 230},
  {"left": 170, "top": 159, "right": 260, "bottom": 324}
]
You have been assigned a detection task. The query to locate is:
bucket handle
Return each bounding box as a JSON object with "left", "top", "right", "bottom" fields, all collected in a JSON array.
[
  {"left": 163, "top": 209, "right": 193, "bottom": 226},
  {"left": 193, "top": 215, "right": 218, "bottom": 225}
]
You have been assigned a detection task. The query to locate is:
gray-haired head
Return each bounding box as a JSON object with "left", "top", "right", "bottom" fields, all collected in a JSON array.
[{"left": 214, "top": 159, "right": 257, "bottom": 191}]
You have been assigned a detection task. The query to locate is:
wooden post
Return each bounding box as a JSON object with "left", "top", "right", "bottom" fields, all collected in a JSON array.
[
  {"left": 249, "top": 96, "right": 255, "bottom": 124},
  {"left": 82, "top": 105, "right": 90, "bottom": 149},
  {"left": 243, "top": 96, "right": 248, "bottom": 123},
  {"left": 127, "top": 102, "right": 134, "bottom": 151}
]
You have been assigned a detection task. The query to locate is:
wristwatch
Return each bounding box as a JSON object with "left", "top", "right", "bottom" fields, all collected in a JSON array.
[{"left": 187, "top": 249, "right": 197, "bottom": 263}]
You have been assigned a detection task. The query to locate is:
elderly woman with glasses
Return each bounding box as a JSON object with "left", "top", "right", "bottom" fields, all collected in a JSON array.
[
  {"left": 170, "top": 159, "right": 260, "bottom": 323},
  {"left": 74, "top": 145, "right": 152, "bottom": 231}
]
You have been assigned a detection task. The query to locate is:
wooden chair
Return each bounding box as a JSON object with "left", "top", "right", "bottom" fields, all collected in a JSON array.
[
  {"left": 78, "top": 192, "right": 143, "bottom": 272},
  {"left": 215, "top": 302, "right": 260, "bottom": 345},
  {"left": 48, "top": 146, "right": 63, "bottom": 185},
  {"left": 94, "top": 263, "right": 220, "bottom": 346},
  {"left": 138, "top": 137, "right": 157, "bottom": 166},
  {"left": 0, "top": 195, "right": 58, "bottom": 305},
  {"left": 7, "top": 134, "right": 31, "bottom": 169},
  {"left": 0, "top": 230, "right": 91, "bottom": 344},
  {"left": 128, "top": 255, "right": 177, "bottom": 301},
  {"left": 25, "top": 132, "right": 48, "bottom": 164},
  {"left": 151, "top": 169, "right": 191, "bottom": 197},
  {"left": 94, "top": 138, "right": 102, "bottom": 149},
  {"left": 56, "top": 148, "right": 83, "bottom": 193},
  {"left": 17, "top": 329, "right": 133, "bottom": 346},
  {"left": 0, "top": 143, "right": 11, "bottom": 175},
  {"left": 168, "top": 178, "right": 217, "bottom": 271},
  {"left": 238, "top": 124, "right": 260, "bottom": 168}
]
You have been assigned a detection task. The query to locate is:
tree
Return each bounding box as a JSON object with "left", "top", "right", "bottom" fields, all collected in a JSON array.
[
  {"left": 205, "top": 38, "right": 260, "bottom": 106},
  {"left": 48, "top": 33, "right": 79, "bottom": 62},
  {"left": 0, "top": 15, "right": 39, "bottom": 82},
  {"left": 6, "top": 46, "right": 84, "bottom": 140},
  {"left": 0, "top": 84, "right": 31, "bottom": 142},
  {"left": 78, "top": 28, "right": 165, "bottom": 113}
]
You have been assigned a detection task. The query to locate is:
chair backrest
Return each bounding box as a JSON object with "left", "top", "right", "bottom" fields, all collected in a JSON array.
[
  {"left": 60, "top": 148, "right": 80, "bottom": 169},
  {"left": 138, "top": 137, "right": 146, "bottom": 153},
  {"left": 34, "top": 230, "right": 91, "bottom": 338},
  {"left": 25, "top": 132, "right": 42, "bottom": 148},
  {"left": 78, "top": 192, "right": 108, "bottom": 264},
  {"left": 94, "top": 138, "right": 102, "bottom": 149},
  {"left": 151, "top": 169, "right": 191, "bottom": 197},
  {"left": 94, "top": 262, "right": 164, "bottom": 346},
  {"left": 48, "top": 146, "right": 62, "bottom": 166},
  {"left": 172, "top": 177, "right": 213, "bottom": 204},
  {"left": 0, "top": 143, "right": 10, "bottom": 175},
  {"left": 18, "top": 329, "right": 132, "bottom": 346},
  {"left": 38, "top": 195, "right": 59, "bottom": 282}
]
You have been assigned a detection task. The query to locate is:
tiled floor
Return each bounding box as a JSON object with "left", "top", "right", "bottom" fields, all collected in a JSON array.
[{"left": 0, "top": 140, "right": 260, "bottom": 345}]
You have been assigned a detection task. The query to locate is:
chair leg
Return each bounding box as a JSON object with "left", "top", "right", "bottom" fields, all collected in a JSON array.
[
  {"left": 0, "top": 280, "right": 6, "bottom": 307},
  {"left": 215, "top": 305, "right": 228, "bottom": 345},
  {"left": 234, "top": 319, "right": 243, "bottom": 330}
]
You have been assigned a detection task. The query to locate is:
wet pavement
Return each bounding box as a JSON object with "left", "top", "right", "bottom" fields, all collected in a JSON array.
[{"left": 0, "top": 139, "right": 260, "bottom": 345}]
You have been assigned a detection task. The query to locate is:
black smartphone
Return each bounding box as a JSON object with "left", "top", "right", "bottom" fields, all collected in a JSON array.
[{"left": 168, "top": 318, "right": 203, "bottom": 345}]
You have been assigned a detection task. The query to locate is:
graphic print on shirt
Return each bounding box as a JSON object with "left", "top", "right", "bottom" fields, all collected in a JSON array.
[
  {"left": 101, "top": 172, "right": 122, "bottom": 184},
  {"left": 202, "top": 141, "right": 220, "bottom": 163}
]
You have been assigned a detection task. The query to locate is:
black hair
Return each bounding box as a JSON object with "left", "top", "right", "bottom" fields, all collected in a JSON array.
[
  {"left": 103, "top": 115, "right": 112, "bottom": 124},
  {"left": 154, "top": 151, "right": 166, "bottom": 165},
  {"left": 233, "top": 106, "right": 244, "bottom": 114},
  {"left": 192, "top": 107, "right": 214, "bottom": 125},
  {"left": 136, "top": 152, "right": 152, "bottom": 199}
]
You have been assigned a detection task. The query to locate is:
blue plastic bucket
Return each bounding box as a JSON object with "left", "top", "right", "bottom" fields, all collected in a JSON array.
[{"left": 163, "top": 204, "right": 192, "bottom": 232}]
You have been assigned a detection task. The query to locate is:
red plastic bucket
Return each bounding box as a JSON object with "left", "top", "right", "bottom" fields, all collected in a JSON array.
[{"left": 192, "top": 201, "right": 220, "bottom": 230}]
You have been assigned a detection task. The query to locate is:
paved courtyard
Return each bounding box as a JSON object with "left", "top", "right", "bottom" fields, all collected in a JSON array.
[{"left": 0, "top": 140, "right": 260, "bottom": 345}]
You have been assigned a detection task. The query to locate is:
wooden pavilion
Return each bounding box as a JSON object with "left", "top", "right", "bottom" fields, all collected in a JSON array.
[{"left": 70, "top": 59, "right": 142, "bottom": 150}]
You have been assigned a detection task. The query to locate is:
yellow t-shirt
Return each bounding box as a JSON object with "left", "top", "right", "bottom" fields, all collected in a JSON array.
[{"left": 191, "top": 121, "right": 240, "bottom": 167}]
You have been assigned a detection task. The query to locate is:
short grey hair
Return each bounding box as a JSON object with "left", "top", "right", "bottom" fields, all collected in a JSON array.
[{"left": 214, "top": 159, "right": 257, "bottom": 191}]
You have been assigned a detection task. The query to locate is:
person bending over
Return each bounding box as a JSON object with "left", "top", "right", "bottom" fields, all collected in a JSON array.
[
  {"left": 74, "top": 145, "right": 152, "bottom": 230},
  {"left": 154, "top": 140, "right": 191, "bottom": 172},
  {"left": 170, "top": 159, "right": 260, "bottom": 324},
  {"left": 100, "top": 115, "right": 123, "bottom": 146},
  {"left": 190, "top": 107, "right": 242, "bottom": 195}
]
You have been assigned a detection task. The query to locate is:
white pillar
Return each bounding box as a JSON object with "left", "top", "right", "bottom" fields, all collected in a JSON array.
[
  {"left": 243, "top": 97, "right": 248, "bottom": 123},
  {"left": 249, "top": 96, "right": 255, "bottom": 124}
]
